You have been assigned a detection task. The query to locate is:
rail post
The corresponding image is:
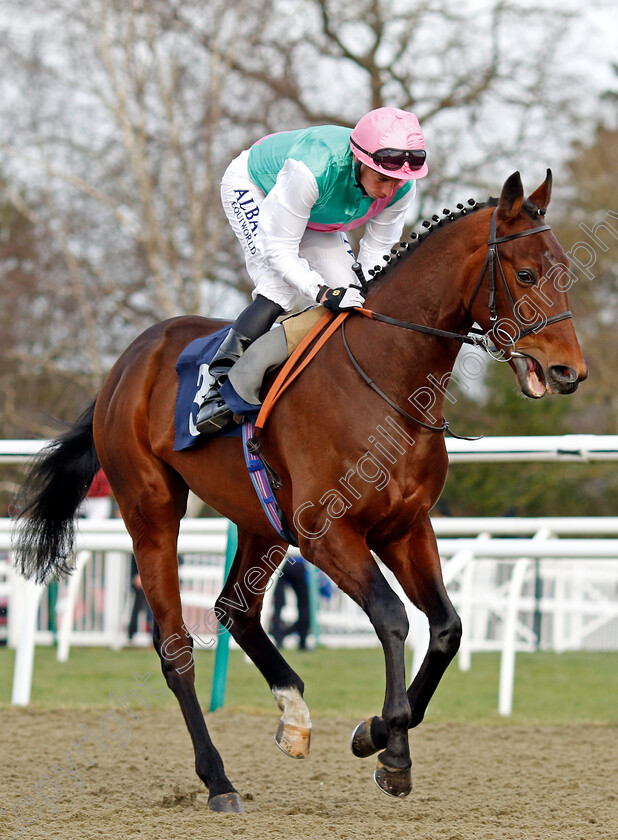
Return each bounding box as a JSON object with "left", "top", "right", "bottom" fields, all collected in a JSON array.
[{"left": 209, "top": 520, "right": 237, "bottom": 712}]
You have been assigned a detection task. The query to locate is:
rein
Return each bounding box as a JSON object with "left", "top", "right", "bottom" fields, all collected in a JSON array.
[
  {"left": 354, "top": 308, "right": 488, "bottom": 348},
  {"left": 340, "top": 322, "right": 475, "bottom": 439}
]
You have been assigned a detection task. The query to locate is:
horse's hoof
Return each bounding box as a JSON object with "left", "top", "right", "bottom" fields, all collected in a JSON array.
[
  {"left": 373, "top": 759, "right": 412, "bottom": 799},
  {"left": 351, "top": 717, "right": 379, "bottom": 758},
  {"left": 274, "top": 720, "right": 311, "bottom": 759},
  {"left": 208, "top": 792, "right": 245, "bottom": 813}
]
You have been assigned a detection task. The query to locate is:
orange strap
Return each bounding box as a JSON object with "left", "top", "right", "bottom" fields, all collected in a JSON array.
[{"left": 253, "top": 310, "right": 349, "bottom": 433}]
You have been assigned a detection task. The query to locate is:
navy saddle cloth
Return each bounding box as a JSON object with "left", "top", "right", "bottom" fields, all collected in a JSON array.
[{"left": 173, "top": 326, "right": 260, "bottom": 451}]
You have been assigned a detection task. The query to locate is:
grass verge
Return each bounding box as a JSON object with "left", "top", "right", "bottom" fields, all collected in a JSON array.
[{"left": 0, "top": 645, "right": 616, "bottom": 725}]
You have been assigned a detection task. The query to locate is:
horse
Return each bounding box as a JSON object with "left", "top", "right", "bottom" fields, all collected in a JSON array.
[{"left": 13, "top": 170, "right": 587, "bottom": 813}]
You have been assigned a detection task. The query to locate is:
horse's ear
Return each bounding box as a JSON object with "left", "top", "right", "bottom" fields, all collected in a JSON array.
[
  {"left": 497, "top": 171, "right": 524, "bottom": 221},
  {"left": 528, "top": 168, "right": 553, "bottom": 213}
]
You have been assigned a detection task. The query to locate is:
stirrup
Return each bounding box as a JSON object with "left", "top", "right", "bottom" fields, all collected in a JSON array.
[{"left": 195, "top": 394, "right": 235, "bottom": 435}]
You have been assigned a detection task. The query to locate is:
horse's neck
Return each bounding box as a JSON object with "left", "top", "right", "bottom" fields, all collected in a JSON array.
[
  {"left": 365, "top": 221, "right": 482, "bottom": 366},
  {"left": 368, "top": 214, "right": 485, "bottom": 330},
  {"left": 346, "top": 214, "right": 489, "bottom": 418}
]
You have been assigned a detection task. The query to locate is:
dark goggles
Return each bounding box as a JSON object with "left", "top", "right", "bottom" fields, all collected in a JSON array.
[{"left": 351, "top": 137, "right": 426, "bottom": 172}]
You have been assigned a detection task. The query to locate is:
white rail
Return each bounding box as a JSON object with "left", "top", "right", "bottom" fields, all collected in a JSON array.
[
  {"left": 445, "top": 434, "right": 618, "bottom": 462},
  {"left": 1, "top": 518, "right": 231, "bottom": 704},
  {"left": 430, "top": 518, "right": 618, "bottom": 714},
  {"left": 3, "top": 435, "right": 618, "bottom": 464}
]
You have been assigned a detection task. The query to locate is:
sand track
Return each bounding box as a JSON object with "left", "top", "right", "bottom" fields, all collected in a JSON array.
[{"left": 2, "top": 708, "right": 616, "bottom": 840}]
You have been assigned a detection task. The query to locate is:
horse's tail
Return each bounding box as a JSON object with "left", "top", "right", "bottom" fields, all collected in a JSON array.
[{"left": 12, "top": 400, "right": 100, "bottom": 584}]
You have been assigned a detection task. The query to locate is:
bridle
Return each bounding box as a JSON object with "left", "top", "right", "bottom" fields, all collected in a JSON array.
[
  {"left": 466, "top": 206, "right": 572, "bottom": 346},
  {"left": 355, "top": 206, "right": 573, "bottom": 352},
  {"left": 343, "top": 204, "right": 574, "bottom": 436}
]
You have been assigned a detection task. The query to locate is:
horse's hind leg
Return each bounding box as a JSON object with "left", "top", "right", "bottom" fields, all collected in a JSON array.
[
  {"left": 215, "top": 529, "right": 312, "bottom": 759},
  {"left": 109, "top": 463, "right": 244, "bottom": 813}
]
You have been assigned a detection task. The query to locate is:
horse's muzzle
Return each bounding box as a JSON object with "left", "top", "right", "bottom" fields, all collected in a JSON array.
[{"left": 511, "top": 353, "right": 587, "bottom": 398}]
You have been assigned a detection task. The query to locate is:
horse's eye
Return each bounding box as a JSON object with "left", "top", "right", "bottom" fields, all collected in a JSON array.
[{"left": 517, "top": 269, "right": 537, "bottom": 285}]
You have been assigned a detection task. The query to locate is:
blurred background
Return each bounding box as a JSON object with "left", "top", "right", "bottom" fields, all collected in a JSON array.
[{"left": 0, "top": 0, "right": 617, "bottom": 516}]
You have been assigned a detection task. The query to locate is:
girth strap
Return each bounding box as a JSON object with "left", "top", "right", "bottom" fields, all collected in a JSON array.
[{"left": 253, "top": 310, "right": 348, "bottom": 435}]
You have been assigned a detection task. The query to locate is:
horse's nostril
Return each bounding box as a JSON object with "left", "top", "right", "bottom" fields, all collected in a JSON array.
[
  {"left": 550, "top": 365, "right": 576, "bottom": 383},
  {"left": 549, "top": 365, "right": 579, "bottom": 392}
]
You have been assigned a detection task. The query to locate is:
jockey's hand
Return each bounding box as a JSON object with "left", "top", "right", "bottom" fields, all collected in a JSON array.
[{"left": 317, "top": 285, "right": 365, "bottom": 312}]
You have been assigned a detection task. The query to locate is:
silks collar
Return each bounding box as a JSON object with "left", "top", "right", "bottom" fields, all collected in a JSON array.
[{"left": 354, "top": 158, "right": 367, "bottom": 195}]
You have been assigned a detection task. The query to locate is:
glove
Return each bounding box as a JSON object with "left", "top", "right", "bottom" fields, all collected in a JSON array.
[{"left": 317, "top": 285, "right": 365, "bottom": 313}]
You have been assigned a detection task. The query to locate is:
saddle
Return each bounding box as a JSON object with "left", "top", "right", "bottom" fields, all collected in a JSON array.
[{"left": 173, "top": 306, "right": 342, "bottom": 452}]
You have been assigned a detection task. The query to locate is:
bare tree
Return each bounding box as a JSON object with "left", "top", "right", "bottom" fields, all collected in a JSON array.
[
  {"left": 217, "top": 0, "right": 588, "bottom": 206},
  {"left": 0, "top": 0, "right": 274, "bottom": 324},
  {"left": 0, "top": 0, "right": 609, "bottom": 444},
  {"left": 0, "top": 0, "right": 277, "bottom": 439}
]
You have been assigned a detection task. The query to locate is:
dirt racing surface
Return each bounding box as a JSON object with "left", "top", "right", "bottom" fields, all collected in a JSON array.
[{"left": 2, "top": 708, "right": 616, "bottom": 840}]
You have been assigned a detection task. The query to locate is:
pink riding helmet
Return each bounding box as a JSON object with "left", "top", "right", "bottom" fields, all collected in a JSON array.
[{"left": 350, "top": 107, "right": 428, "bottom": 180}]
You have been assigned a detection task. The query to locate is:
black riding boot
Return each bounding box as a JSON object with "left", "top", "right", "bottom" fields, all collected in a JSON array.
[{"left": 195, "top": 295, "right": 283, "bottom": 435}]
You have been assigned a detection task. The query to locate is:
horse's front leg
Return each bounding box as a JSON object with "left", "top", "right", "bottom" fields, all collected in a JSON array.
[
  {"left": 351, "top": 516, "right": 462, "bottom": 760},
  {"left": 303, "top": 529, "right": 413, "bottom": 798}
]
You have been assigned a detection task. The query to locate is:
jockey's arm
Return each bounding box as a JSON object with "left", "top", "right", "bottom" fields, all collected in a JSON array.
[
  {"left": 357, "top": 185, "right": 416, "bottom": 277},
  {"left": 257, "top": 159, "right": 325, "bottom": 302}
]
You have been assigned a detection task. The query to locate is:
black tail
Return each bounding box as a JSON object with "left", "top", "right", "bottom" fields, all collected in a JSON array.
[{"left": 12, "top": 400, "right": 100, "bottom": 583}]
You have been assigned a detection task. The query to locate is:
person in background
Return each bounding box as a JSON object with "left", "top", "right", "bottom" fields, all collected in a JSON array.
[
  {"left": 127, "top": 553, "right": 152, "bottom": 642},
  {"left": 80, "top": 469, "right": 113, "bottom": 519},
  {"left": 270, "top": 558, "right": 310, "bottom": 650}
]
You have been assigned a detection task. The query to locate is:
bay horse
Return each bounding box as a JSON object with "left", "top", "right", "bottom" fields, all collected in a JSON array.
[{"left": 14, "top": 171, "right": 587, "bottom": 813}]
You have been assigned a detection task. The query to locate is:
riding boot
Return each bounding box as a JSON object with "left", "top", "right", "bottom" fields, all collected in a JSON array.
[
  {"left": 195, "top": 328, "right": 253, "bottom": 434},
  {"left": 196, "top": 294, "right": 283, "bottom": 435}
]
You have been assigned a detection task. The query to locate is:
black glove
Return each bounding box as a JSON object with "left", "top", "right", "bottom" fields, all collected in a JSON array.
[{"left": 317, "top": 285, "right": 365, "bottom": 313}]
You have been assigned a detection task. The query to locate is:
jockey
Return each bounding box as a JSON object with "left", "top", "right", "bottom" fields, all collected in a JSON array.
[{"left": 196, "top": 106, "right": 428, "bottom": 435}]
